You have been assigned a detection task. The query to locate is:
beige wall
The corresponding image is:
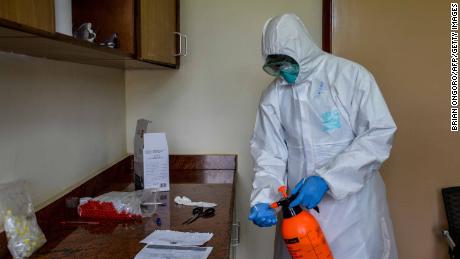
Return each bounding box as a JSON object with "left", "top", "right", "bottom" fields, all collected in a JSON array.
[
  {"left": 125, "top": 1, "right": 322, "bottom": 258},
  {"left": 333, "top": 0, "right": 454, "bottom": 258},
  {"left": 0, "top": 52, "right": 127, "bottom": 209}
]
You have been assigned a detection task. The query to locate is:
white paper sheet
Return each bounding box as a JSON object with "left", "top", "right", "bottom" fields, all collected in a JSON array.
[
  {"left": 143, "top": 133, "right": 170, "bottom": 191},
  {"left": 141, "top": 230, "right": 213, "bottom": 246},
  {"left": 135, "top": 244, "right": 213, "bottom": 259}
]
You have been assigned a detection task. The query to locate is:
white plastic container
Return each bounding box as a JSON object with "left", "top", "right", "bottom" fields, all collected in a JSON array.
[{"left": 54, "top": 0, "right": 72, "bottom": 36}]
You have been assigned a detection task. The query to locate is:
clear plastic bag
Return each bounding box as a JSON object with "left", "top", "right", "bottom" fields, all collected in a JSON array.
[
  {"left": 78, "top": 190, "right": 161, "bottom": 220},
  {"left": 0, "top": 181, "right": 46, "bottom": 259},
  {"left": 78, "top": 191, "right": 143, "bottom": 220}
]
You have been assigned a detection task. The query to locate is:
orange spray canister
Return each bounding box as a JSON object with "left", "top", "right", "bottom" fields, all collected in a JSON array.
[{"left": 271, "top": 186, "right": 333, "bottom": 259}]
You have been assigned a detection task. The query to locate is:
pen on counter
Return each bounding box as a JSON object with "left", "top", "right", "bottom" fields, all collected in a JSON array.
[
  {"left": 60, "top": 220, "right": 100, "bottom": 225},
  {"left": 142, "top": 202, "right": 166, "bottom": 206}
]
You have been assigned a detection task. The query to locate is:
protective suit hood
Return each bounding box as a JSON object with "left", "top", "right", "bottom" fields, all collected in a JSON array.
[{"left": 262, "top": 13, "right": 325, "bottom": 83}]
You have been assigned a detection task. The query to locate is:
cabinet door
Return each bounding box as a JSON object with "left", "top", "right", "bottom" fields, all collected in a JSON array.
[
  {"left": 0, "top": 0, "right": 55, "bottom": 32},
  {"left": 138, "top": 0, "right": 179, "bottom": 67}
]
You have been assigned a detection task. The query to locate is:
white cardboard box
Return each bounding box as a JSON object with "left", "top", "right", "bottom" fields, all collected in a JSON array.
[{"left": 143, "top": 133, "right": 170, "bottom": 191}]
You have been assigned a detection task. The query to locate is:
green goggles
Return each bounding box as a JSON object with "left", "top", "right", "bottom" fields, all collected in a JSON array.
[{"left": 263, "top": 55, "right": 300, "bottom": 77}]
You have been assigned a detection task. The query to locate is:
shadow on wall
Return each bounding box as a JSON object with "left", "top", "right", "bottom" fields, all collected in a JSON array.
[{"left": 0, "top": 52, "right": 126, "bottom": 208}]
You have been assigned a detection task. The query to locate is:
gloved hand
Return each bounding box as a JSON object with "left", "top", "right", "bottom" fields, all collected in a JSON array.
[
  {"left": 289, "top": 176, "right": 329, "bottom": 209},
  {"left": 248, "top": 203, "right": 277, "bottom": 227}
]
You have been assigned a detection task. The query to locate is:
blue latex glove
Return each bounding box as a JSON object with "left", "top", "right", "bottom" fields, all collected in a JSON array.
[
  {"left": 248, "top": 203, "right": 277, "bottom": 227},
  {"left": 289, "top": 176, "right": 329, "bottom": 209}
]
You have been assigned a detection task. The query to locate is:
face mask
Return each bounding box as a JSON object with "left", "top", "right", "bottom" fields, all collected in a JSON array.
[
  {"left": 263, "top": 55, "right": 300, "bottom": 84},
  {"left": 280, "top": 70, "right": 298, "bottom": 84}
]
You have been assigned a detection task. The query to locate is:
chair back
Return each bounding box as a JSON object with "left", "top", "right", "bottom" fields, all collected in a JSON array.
[{"left": 442, "top": 187, "right": 460, "bottom": 255}]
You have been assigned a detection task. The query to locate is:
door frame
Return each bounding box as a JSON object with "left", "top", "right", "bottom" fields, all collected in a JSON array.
[{"left": 322, "top": 0, "right": 333, "bottom": 53}]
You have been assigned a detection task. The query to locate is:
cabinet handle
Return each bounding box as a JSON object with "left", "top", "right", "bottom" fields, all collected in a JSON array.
[
  {"left": 174, "top": 32, "right": 182, "bottom": 56},
  {"left": 231, "top": 221, "right": 240, "bottom": 247},
  {"left": 182, "top": 33, "right": 188, "bottom": 56},
  {"left": 174, "top": 32, "right": 188, "bottom": 57}
]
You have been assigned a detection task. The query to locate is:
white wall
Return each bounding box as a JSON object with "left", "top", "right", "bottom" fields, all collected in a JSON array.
[
  {"left": 125, "top": 1, "right": 322, "bottom": 258},
  {"left": 0, "top": 52, "right": 127, "bottom": 208}
]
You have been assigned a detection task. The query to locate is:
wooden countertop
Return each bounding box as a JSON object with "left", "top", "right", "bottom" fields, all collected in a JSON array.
[{"left": 0, "top": 155, "right": 237, "bottom": 259}]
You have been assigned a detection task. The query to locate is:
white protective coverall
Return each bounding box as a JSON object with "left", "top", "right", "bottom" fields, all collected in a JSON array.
[{"left": 250, "top": 13, "right": 398, "bottom": 259}]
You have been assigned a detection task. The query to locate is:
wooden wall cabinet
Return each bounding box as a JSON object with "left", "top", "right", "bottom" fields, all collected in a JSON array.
[
  {"left": 0, "top": 0, "right": 55, "bottom": 33},
  {"left": 138, "top": 0, "right": 181, "bottom": 68},
  {"left": 0, "top": 0, "right": 183, "bottom": 69}
]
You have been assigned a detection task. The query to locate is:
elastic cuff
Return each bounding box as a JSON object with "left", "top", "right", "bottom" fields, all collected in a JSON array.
[
  {"left": 314, "top": 168, "right": 344, "bottom": 200},
  {"left": 250, "top": 187, "right": 280, "bottom": 207}
]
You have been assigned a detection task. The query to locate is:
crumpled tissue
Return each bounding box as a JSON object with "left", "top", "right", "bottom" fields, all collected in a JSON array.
[{"left": 174, "top": 196, "right": 217, "bottom": 208}]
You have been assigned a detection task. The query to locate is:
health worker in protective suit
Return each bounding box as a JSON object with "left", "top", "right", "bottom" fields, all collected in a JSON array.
[{"left": 248, "top": 13, "right": 398, "bottom": 259}]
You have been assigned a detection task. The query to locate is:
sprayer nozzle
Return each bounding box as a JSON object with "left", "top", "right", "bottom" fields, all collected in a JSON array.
[
  {"left": 278, "top": 186, "right": 288, "bottom": 198},
  {"left": 270, "top": 202, "right": 279, "bottom": 209}
]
